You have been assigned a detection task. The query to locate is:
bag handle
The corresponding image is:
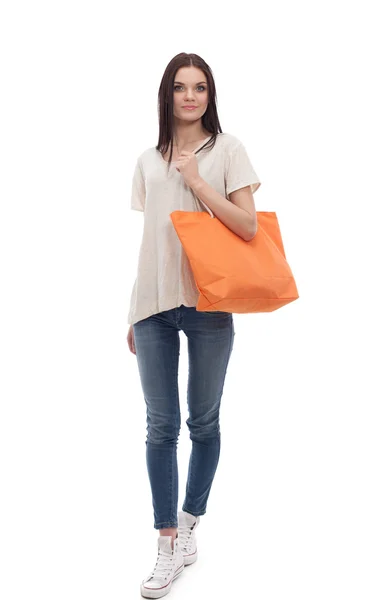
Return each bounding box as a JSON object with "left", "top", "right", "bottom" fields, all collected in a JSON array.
[{"left": 192, "top": 139, "right": 215, "bottom": 219}]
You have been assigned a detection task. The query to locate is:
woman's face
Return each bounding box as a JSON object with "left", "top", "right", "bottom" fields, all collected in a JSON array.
[{"left": 172, "top": 66, "right": 209, "bottom": 125}]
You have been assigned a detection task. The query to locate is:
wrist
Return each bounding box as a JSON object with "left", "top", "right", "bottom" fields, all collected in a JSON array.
[{"left": 189, "top": 176, "right": 204, "bottom": 191}]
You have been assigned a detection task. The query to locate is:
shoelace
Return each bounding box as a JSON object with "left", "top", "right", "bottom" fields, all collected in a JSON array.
[
  {"left": 178, "top": 524, "right": 194, "bottom": 553},
  {"left": 148, "top": 548, "right": 177, "bottom": 582}
]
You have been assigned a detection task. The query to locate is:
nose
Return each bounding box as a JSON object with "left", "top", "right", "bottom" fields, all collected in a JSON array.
[{"left": 184, "top": 89, "right": 196, "bottom": 101}]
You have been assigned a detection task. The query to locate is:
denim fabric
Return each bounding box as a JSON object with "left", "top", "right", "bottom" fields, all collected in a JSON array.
[{"left": 133, "top": 304, "right": 235, "bottom": 529}]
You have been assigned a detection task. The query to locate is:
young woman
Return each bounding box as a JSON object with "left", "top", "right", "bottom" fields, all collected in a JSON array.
[{"left": 126, "top": 52, "right": 261, "bottom": 598}]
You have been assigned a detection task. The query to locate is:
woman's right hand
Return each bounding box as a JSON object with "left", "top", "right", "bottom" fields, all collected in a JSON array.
[{"left": 127, "top": 325, "right": 136, "bottom": 355}]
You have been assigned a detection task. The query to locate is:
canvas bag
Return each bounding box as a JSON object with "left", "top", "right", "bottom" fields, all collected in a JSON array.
[{"left": 169, "top": 140, "right": 299, "bottom": 313}]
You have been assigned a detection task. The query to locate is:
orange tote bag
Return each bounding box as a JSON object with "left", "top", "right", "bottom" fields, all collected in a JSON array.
[{"left": 170, "top": 197, "right": 299, "bottom": 314}]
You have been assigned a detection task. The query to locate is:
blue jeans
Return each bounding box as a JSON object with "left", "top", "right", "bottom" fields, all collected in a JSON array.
[{"left": 133, "top": 304, "right": 235, "bottom": 530}]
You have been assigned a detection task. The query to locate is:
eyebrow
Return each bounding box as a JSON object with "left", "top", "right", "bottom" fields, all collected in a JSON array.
[{"left": 174, "top": 81, "right": 207, "bottom": 85}]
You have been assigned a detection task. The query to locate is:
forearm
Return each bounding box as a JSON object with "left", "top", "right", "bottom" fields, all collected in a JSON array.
[{"left": 189, "top": 177, "right": 254, "bottom": 241}]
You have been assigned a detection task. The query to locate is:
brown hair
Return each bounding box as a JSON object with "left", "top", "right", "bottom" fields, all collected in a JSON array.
[{"left": 156, "top": 53, "right": 223, "bottom": 172}]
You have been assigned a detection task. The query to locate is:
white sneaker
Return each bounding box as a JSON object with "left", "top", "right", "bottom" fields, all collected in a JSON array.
[
  {"left": 140, "top": 535, "right": 185, "bottom": 599},
  {"left": 177, "top": 511, "right": 200, "bottom": 565}
]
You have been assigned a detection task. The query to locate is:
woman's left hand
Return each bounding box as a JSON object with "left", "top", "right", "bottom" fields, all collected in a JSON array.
[{"left": 175, "top": 151, "right": 201, "bottom": 188}]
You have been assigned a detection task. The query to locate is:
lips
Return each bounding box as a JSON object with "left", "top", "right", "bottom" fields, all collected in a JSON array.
[{"left": 183, "top": 106, "right": 197, "bottom": 109}]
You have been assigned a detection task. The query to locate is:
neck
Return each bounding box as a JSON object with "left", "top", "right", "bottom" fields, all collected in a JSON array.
[{"left": 173, "top": 125, "right": 210, "bottom": 147}]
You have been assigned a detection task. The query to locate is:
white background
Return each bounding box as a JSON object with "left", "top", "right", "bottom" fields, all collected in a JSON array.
[{"left": 1, "top": 1, "right": 385, "bottom": 598}]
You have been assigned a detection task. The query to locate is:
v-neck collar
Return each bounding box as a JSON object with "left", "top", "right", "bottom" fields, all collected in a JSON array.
[{"left": 159, "top": 134, "right": 212, "bottom": 164}]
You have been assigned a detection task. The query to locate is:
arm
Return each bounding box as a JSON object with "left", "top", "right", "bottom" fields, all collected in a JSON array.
[{"left": 189, "top": 177, "right": 259, "bottom": 242}]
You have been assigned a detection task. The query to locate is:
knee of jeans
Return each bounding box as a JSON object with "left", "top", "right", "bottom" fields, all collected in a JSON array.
[
  {"left": 146, "top": 423, "right": 181, "bottom": 444},
  {"left": 186, "top": 419, "right": 220, "bottom": 442}
]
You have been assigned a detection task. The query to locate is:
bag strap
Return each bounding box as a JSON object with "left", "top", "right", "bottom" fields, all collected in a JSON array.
[{"left": 192, "top": 138, "right": 215, "bottom": 218}]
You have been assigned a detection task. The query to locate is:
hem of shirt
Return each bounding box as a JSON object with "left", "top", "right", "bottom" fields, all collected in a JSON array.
[{"left": 128, "top": 294, "right": 199, "bottom": 326}]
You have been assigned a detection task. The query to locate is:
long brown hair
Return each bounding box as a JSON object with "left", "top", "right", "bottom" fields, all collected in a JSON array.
[{"left": 156, "top": 53, "right": 223, "bottom": 172}]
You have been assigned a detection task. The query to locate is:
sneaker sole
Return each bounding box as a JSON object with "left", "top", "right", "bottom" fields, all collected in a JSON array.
[{"left": 140, "top": 563, "right": 184, "bottom": 599}]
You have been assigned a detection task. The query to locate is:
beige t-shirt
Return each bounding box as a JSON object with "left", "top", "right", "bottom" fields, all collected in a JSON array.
[{"left": 128, "top": 132, "right": 262, "bottom": 326}]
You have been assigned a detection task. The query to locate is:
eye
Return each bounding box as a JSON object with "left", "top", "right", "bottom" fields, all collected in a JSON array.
[{"left": 173, "top": 85, "right": 206, "bottom": 92}]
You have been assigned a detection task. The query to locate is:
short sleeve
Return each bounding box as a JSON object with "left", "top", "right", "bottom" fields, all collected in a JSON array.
[
  {"left": 225, "top": 141, "right": 262, "bottom": 199},
  {"left": 130, "top": 158, "right": 146, "bottom": 212}
]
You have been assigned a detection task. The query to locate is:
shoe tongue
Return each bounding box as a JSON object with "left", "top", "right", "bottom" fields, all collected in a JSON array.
[{"left": 158, "top": 536, "right": 173, "bottom": 552}]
